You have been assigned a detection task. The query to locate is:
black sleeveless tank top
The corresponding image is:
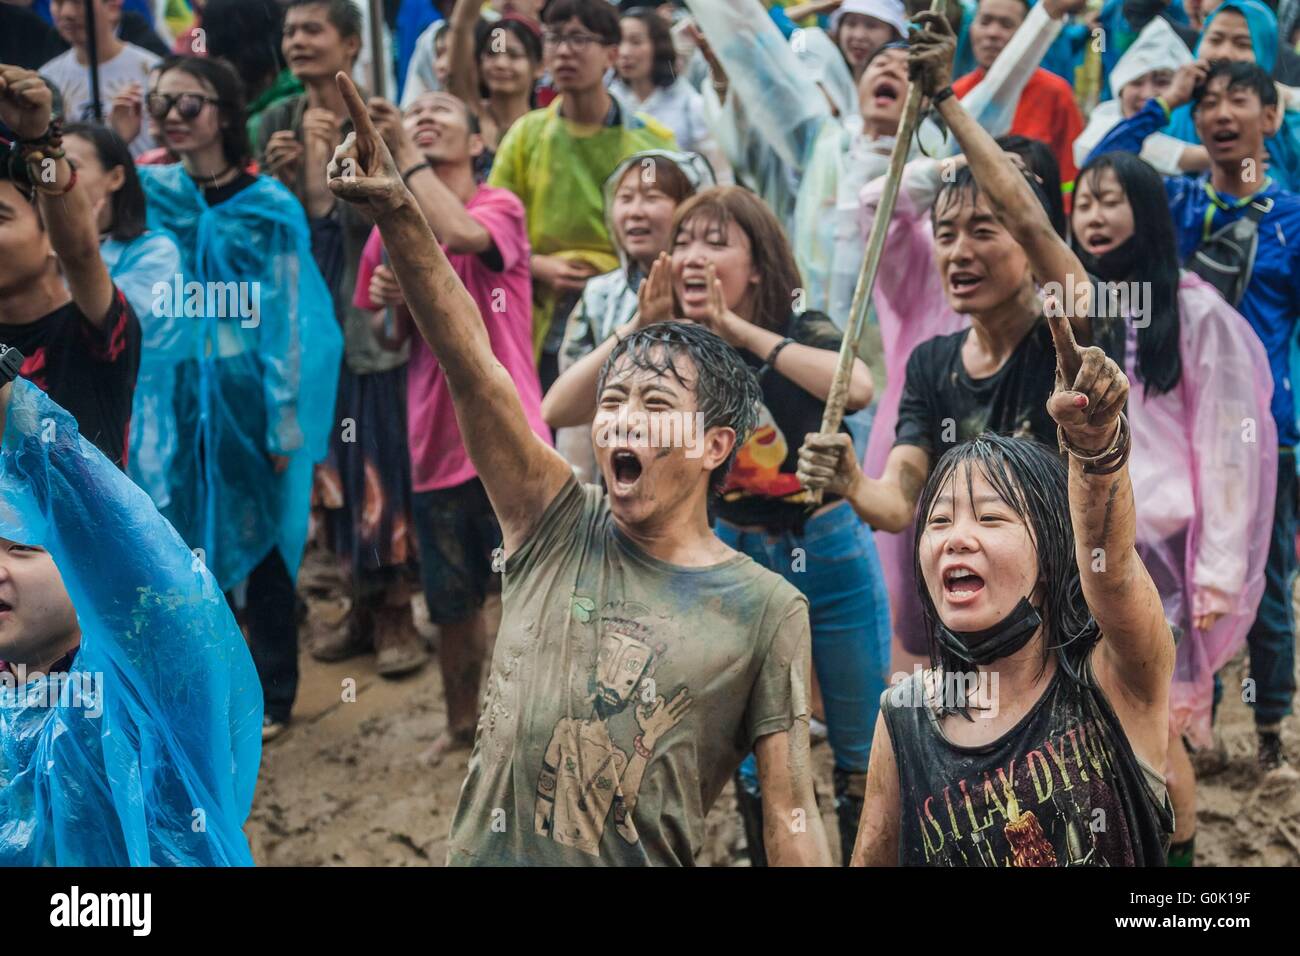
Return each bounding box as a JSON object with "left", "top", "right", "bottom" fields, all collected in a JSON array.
[{"left": 882, "top": 660, "right": 1173, "bottom": 866}]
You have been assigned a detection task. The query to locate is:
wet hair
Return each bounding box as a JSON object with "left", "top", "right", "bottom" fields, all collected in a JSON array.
[
  {"left": 284, "top": 0, "right": 363, "bottom": 40},
  {"left": 620, "top": 8, "right": 678, "bottom": 89},
  {"left": 543, "top": 0, "right": 622, "bottom": 45},
  {"left": 914, "top": 433, "right": 1101, "bottom": 705},
  {"left": 671, "top": 185, "right": 803, "bottom": 332},
  {"left": 155, "top": 56, "right": 251, "bottom": 169},
  {"left": 202, "top": 0, "right": 286, "bottom": 98},
  {"left": 864, "top": 39, "right": 910, "bottom": 70},
  {"left": 1193, "top": 59, "right": 1278, "bottom": 111},
  {"left": 596, "top": 321, "right": 762, "bottom": 495},
  {"left": 1075, "top": 151, "right": 1182, "bottom": 396},
  {"left": 931, "top": 161, "right": 1056, "bottom": 247},
  {"left": 995, "top": 133, "right": 1066, "bottom": 238},
  {"left": 63, "top": 122, "right": 146, "bottom": 242}
]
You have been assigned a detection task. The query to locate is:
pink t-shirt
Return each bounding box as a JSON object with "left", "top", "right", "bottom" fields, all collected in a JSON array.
[{"left": 355, "top": 186, "right": 550, "bottom": 492}]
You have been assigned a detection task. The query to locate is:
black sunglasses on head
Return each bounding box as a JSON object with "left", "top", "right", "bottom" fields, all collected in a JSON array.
[{"left": 145, "top": 92, "right": 222, "bottom": 121}]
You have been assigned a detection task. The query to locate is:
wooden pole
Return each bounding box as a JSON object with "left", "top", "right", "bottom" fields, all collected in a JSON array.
[
  {"left": 367, "top": 0, "right": 387, "bottom": 100},
  {"left": 810, "top": 0, "right": 947, "bottom": 502}
]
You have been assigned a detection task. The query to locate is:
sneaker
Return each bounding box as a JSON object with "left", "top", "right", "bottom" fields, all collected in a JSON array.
[
  {"left": 262, "top": 715, "right": 288, "bottom": 742},
  {"left": 1258, "top": 726, "right": 1288, "bottom": 772}
]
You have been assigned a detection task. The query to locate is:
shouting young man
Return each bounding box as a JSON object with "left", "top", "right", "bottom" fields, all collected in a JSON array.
[{"left": 326, "top": 70, "right": 828, "bottom": 866}]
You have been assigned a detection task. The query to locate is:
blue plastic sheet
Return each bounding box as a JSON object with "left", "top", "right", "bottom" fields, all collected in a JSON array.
[
  {"left": 138, "top": 165, "right": 343, "bottom": 590},
  {"left": 0, "top": 380, "right": 261, "bottom": 865}
]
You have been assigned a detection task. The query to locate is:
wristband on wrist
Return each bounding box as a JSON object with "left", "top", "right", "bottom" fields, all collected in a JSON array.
[
  {"left": 1057, "top": 413, "right": 1130, "bottom": 475},
  {"left": 400, "top": 160, "right": 431, "bottom": 183},
  {"left": 931, "top": 86, "right": 955, "bottom": 108},
  {"left": 758, "top": 336, "right": 794, "bottom": 378}
]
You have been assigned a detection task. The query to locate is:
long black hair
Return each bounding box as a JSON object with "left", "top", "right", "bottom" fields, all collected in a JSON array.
[
  {"left": 913, "top": 434, "right": 1101, "bottom": 710},
  {"left": 1075, "top": 151, "right": 1182, "bottom": 396},
  {"left": 63, "top": 123, "right": 147, "bottom": 243},
  {"left": 154, "top": 56, "right": 251, "bottom": 170}
]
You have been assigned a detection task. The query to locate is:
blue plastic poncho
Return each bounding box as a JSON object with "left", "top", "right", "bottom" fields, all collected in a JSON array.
[
  {"left": 1166, "top": 0, "right": 1300, "bottom": 192},
  {"left": 101, "top": 230, "right": 192, "bottom": 510},
  {"left": 0, "top": 380, "right": 261, "bottom": 865},
  {"left": 138, "top": 165, "right": 343, "bottom": 591}
]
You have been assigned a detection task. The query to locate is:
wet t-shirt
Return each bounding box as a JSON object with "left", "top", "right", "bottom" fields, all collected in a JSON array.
[
  {"left": 895, "top": 320, "right": 1060, "bottom": 459},
  {"left": 446, "top": 478, "right": 811, "bottom": 866},
  {"left": 883, "top": 661, "right": 1172, "bottom": 867}
]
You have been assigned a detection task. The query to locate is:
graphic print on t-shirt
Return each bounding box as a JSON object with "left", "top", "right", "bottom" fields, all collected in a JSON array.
[
  {"left": 906, "top": 716, "right": 1127, "bottom": 866},
  {"left": 533, "top": 601, "right": 693, "bottom": 857},
  {"left": 722, "top": 404, "right": 806, "bottom": 501}
]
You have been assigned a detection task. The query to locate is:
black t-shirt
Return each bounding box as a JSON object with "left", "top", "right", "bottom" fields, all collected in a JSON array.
[
  {"left": 895, "top": 320, "right": 1060, "bottom": 460},
  {"left": 0, "top": 5, "right": 68, "bottom": 71},
  {"left": 715, "top": 310, "right": 848, "bottom": 531},
  {"left": 0, "top": 287, "right": 141, "bottom": 467},
  {"left": 202, "top": 171, "right": 258, "bottom": 206},
  {"left": 882, "top": 657, "right": 1172, "bottom": 866}
]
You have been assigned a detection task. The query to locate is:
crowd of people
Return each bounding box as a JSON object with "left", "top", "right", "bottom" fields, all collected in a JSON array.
[{"left": 0, "top": 0, "right": 1294, "bottom": 867}]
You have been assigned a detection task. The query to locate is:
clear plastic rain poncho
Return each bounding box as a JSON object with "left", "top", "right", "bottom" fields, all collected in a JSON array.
[
  {"left": 100, "top": 230, "right": 192, "bottom": 511},
  {"left": 138, "top": 165, "right": 343, "bottom": 590},
  {"left": 1128, "top": 274, "right": 1277, "bottom": 748},
  {"left": 0, "top": 380, "right": 261, "bottom": 865}
]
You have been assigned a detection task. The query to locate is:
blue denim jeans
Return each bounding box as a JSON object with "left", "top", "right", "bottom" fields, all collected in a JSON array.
[
  {"left": 1246, "top": 448, "right": 1298, "bottom": 726},
  {"left": 717, "top": 500, "right": 892, "bottom": 775}
]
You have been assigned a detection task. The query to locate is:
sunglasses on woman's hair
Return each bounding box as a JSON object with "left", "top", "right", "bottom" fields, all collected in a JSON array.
[{"left": 145, "top": 92, "right": 221, "bottom": 120}]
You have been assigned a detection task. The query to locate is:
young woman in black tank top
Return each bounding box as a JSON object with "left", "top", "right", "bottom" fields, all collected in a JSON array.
[{"left": 802, "top": 14, "right": 1176, "bottom": 866}]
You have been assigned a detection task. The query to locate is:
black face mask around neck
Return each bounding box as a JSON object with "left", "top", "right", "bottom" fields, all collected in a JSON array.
[
  {"left": 933, "top": 597, "right": 1042, "bottom": 666},
  {"left": 1074, "top": 233, "right": 1140, "bottom": 283}
]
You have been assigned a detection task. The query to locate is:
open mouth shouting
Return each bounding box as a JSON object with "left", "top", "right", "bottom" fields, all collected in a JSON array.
[
  {"left": 871, "top": 78, "right": 902, "bottom": 108},
  {"left": 942, "top": 565, "right": 986, "bottom": 603},
  {"left": 678, "top": 274, "right": 711, "bottom": 309},
  {"left": 947, "top": 270, "right": 984, "bottom": 299},
  {"left": 1207, "top": 127, "right": 1241, "bottom": 152},
  {"left": 610, "top": 448, "right": 645, "bottom": 495},
  {"left": 1082, "top": 231, "right": 1114, "bottom": 254}
]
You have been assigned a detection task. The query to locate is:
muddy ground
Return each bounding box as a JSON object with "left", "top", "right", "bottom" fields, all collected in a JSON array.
[{"left": 245, "top": 548, "right": 1300, "bottom": 867}]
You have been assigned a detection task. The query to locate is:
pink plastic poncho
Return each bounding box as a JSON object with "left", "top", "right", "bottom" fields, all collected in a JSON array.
[
  {"left": 859, "top": 164, "right": 968, "bottom": 656},
  {"left": 1128, "top": 273, "right": 1276, "bottom": 748}
]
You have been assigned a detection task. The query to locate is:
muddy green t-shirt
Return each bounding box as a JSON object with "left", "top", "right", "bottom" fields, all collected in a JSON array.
[{"left": 446, "top": 478, "right": 811, "bottom": 866}]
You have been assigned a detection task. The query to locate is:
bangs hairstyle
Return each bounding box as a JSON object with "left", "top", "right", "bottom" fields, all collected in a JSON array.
[
  {"left": 914, "top": 434, "right": 1101, "bottom": 707},
  {"left": 476, "top": 16, "right": 544, "bottom": 65},
  {"left": 932, "top": 162, "right": 1056, "bottom": 244},
  {"left": 996, "top": 133, "right": 1066, "bottom": 238},
  {"left": 155, "top": 56, "right": 251, "bottom": 169},
  {"left": 616, "top": 154, "right": 695, "bottom": 204},
  {"left": 672, "top": 185, "right": 803, "bottom": 332},
  {"left": 621, "top": 8, "right": 678, "bottom": 88},
  {"left": 64, "top": 123, "right": 146, "bottom": 242},
  {"left": 596, "top": 321, "right": 762, "bottom": 495},
  {"left": 543, "top": 0, "right": 622, "bottom": 44},
  {"left": 1076, "top": 151, "right": 1182, "bottom": 396}
]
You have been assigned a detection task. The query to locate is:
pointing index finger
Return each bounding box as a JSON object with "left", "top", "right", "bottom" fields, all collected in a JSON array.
[
  {"left": 335, "top": 71, "right": 380, "bottom": 143},
  {"left": 1046, "top": 298, "right": 1083, "bottom": 383}
]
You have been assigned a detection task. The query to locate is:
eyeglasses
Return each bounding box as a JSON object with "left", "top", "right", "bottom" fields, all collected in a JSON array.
[
  {"left": 145, "top": 92, "right": 221, "bottom": 121},
  {"left": 541, "top": 30, "right": 609, "bottom": 51}
]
